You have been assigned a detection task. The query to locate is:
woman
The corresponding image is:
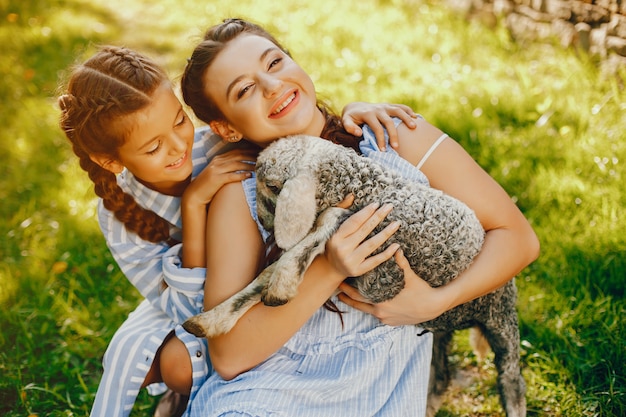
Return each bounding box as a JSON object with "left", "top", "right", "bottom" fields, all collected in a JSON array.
[
  {"left": 57, "top": 45, "right": 418, "bottom": 417},
  {"left": 180, "top": 18, "right": 539, "bottom": 416}
]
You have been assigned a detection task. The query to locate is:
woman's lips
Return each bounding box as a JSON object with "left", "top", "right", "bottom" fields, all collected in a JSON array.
[{"left": 269, "top": 91, "right": 297, "bottom": 118}]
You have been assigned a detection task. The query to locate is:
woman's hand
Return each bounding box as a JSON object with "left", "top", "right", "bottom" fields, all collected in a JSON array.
[
  {"left": 337, "top": 249, "right": 450, "bottom": 326},
  {"left": 183, "top": 149, "right": 257, "bottom": 207},
  {"left": 341, "top": 102, "right": 417, "bottom": 150},
  {"left": 324, "top": 201, "right": 401, "bottom": 280}
]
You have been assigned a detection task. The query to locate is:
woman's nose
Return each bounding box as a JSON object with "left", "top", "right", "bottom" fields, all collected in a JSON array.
[{"left": 259, "top": 74, "right": 282, "bottom": 98}]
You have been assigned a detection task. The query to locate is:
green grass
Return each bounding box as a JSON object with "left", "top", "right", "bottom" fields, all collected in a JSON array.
[{"left": 1, "top": 0, "right": 624, "bottom": 415}]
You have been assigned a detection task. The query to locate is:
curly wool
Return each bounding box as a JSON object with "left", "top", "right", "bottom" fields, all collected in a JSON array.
[
  {"left": 254, "top": 135, "right": 525, "bottom": 417},
  {"left": 256, "top": 134, "right": 485, "bottom": 304},
  {"left": 184, "top": 134, "right": 526, "bottom": 417}
]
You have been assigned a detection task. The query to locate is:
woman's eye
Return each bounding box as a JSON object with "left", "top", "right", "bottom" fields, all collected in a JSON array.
[
  {"left": 237, "top": 84, "right": 252, "bottom": 99},
  {"left": 176, "top": 114, "right": 187, "bottom": 126},
  {"left": 269, "top": 58, "right": 282, "bottom": 69}
]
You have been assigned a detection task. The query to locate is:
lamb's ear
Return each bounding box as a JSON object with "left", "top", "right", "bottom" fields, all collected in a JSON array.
[{"left": 274, "top": 171, "right": 317, "bottom": 250}]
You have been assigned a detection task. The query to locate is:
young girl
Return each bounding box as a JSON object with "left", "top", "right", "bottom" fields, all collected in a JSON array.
[
  {"left": 58, "top": 45, "right": 418, "bottom": 417},
  {"left": 180, "top": 18, "right": 539, "bottom": 416}
]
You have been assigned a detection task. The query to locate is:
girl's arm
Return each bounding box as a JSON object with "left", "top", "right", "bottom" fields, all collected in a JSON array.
[
  {"left": 204, "top": 183, "right": 399, "bottom": 380},
  {"left": 98, "top": 203, "right": 205, "bottom": 323},
  {"left": 341, "top": 101, "right": 418, "bottom": 150},
  {"left": 338, "top": 118, "right": 540, "bottom": 325},
  {"left": 181, "top": 148, "right": 256, "bottom": 268}
]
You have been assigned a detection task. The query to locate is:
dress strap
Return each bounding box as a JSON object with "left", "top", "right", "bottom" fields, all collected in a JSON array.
[{"left": 416, "top": 133, "right": 448, "bottom": 170}]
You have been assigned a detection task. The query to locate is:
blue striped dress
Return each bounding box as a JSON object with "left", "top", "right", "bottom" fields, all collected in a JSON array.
[
  {"left": 187, "top": 119, "right": 444, "bottom": 417},
  {"left": 90, "top": 127, "right": 240, "bottom": 417}
]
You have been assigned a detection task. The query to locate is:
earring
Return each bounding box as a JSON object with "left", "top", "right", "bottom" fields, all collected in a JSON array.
[{"left": 229, "top": 135, "right": 239, "bottom": 142}]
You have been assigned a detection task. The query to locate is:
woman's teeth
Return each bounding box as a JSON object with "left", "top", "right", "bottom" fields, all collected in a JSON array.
[{"left": 272, "top": 93, "right": 295, "bottom": 115}]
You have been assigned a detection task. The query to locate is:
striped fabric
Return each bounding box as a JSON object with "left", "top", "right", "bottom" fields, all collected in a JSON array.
[
  {"left": 90, "top": 127, "right": 235, "bottom": 417},
  {"left": 188, "top": 120, "right": 442, "bottom": 417},
  {"left": 189, "top": 300, "right": 433, "bottom": 417}
]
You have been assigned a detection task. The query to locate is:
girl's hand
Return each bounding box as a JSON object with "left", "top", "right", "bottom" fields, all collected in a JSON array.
[
  {"left": 181, "top": 149, "right": 257, "bottom": 268},
  {"left": 183, "top": 149, "right": 257, "bottom": 207},
  {"left": 324, "top": 201, "right": 401, "bottom": 279},
  {"left": 337, "top": 249, "right": 449, "bottom": 326},
  {"left": 341, "top": 102, "right": 418, "bottom": 150}
]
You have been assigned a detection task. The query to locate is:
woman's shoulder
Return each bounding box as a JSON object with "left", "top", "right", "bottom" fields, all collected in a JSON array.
[{"left": 358, "top": 117, "right": 430, "bottom": 185}]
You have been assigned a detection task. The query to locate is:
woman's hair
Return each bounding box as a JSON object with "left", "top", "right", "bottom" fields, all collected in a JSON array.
[
  {"left": 58, "top": 46, "right": 175, "bottom": 244},
  {"left": 182, "top": 19, "right": 362, "bottom": 318},
  {"left": 181, "top": 18, "right": 361, "bottom": 152}
]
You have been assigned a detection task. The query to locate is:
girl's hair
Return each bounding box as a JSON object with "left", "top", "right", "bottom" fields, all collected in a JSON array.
[
  {"left": 58, "top": 46, "right": 175, "bottom": 244},
  {"left": 181, "top": 18, "right": 361, "bottom": 152}
]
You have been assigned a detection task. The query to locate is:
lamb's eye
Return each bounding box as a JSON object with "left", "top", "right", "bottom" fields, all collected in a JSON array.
[{"left": 267, "top": 184, "right": 280, "bottom": 194}]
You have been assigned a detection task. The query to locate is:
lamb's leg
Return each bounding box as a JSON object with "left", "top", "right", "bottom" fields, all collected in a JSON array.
[
  {"left": 426, "top": 331, "right": 453, "bottom": 417},
  {"left": 262, "top": 207, "right": 351, "bottom": 306},
  {"left": 481, "top": 311, "right": 526, "bottom": 417},
  {"left": 182, "top": 263, "right": 276, "bottom": 338}
]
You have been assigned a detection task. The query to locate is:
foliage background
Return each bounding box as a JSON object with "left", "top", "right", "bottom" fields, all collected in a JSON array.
[{"left": 1, "top": 0, "right": 624, "bottom": 416}]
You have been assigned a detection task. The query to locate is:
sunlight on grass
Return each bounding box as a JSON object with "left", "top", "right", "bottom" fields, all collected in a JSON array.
[{"left": 2, "top": 0, "right": 625, "bottom": 415}]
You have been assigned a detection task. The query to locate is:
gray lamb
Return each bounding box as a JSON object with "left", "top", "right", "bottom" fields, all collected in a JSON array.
[{"left": 183, "top": 135, "right": 526, "bottom": 417}]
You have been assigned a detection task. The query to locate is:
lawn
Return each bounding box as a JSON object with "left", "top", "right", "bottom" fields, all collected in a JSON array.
[{"left": 1, "top": 0, "right": 624, "bottom": 416}]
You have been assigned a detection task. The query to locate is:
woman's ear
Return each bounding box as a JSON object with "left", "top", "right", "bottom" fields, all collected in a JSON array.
[
  {"left": 209, "top": 120, "right": 243, "bottom": 143},
  {"left": 89, "top": 154, "right": 125, "bottom": 175}
]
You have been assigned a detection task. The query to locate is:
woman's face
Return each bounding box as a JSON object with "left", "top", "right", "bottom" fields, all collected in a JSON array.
[
  {"left": 202, "top": 34, "right": 325, "bottom": 146},
  {"left": 114, "top": 82, "right": 195, "bottom": 196}
]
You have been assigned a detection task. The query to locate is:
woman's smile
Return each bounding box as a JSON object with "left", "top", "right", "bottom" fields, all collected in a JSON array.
[{"left": 269, "top": 90, "right": 298, "bottom": 118}]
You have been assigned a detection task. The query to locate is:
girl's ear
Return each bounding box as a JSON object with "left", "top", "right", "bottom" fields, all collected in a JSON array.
[
  {"left": 209, "top": 120, "right": 243, "bottom": 143},
  {"left": 89, "top": 154, "right": 125, "bottom": 175}
]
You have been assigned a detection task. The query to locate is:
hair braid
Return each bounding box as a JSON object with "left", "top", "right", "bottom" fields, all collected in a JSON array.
[{"left": 58, "top": 46, "right": 175, "bottom": 244}]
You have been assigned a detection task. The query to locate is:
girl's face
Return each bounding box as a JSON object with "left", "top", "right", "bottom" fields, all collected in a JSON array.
[
  {"left": 203, "top": 34, "right": 325, "bottom": 147},
  {"left": 113, "top": 83, "right": 195, "bottom": 196}
]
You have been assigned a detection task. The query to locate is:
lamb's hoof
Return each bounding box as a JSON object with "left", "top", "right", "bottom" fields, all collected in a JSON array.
[
  {"left": 182, "top": 318, "right": 207, "bottom": 338},
  {"left": 261, "top": 294, "right": 289, "bottom": 307}
]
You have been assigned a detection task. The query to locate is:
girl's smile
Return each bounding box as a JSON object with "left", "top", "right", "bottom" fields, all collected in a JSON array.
[
  {"left": 113, "top": 82, "right": 195, "bottom": 195},
  {"left": 166, "top": 151, "right": 189, "bottom": 169}
]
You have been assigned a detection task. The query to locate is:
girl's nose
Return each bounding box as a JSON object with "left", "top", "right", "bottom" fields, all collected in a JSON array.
[{"left": 168, "top": 132, "right": 186, "bottom": 154}]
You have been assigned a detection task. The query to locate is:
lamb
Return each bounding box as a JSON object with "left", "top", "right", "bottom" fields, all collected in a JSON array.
[{"left": 183, "top": 134, "right": 526, "bottom": 417}]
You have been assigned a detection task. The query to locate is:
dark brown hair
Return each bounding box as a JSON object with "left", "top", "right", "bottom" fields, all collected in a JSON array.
[
  {"left": 58, "top": 46, "right": 174, "bottom": 243},
  {"left": 182, "top": 19, "right": 362, "bottom": 317},
  {"left": 181, "top": 18, "right": 361, "bottom": 152}
]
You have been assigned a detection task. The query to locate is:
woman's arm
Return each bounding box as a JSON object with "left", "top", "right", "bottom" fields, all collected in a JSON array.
[
  {"left": 339, "top": 118, "right": 540, "bottom": 325},
  {"left": 204, "top": 183, "right": 399, "bottom": 379}
]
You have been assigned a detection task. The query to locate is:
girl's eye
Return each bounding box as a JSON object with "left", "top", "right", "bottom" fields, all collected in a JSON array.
[
  {"left": 147, "top": 140, "right": 162, "bottom": 155},
  {"left": 176, "top": 113, "right": 187, "bottom": 126}
]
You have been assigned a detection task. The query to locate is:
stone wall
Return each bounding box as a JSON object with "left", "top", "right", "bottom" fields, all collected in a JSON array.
[{"left": 447, "top": 0, "right": 626, "bottom": 72}]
